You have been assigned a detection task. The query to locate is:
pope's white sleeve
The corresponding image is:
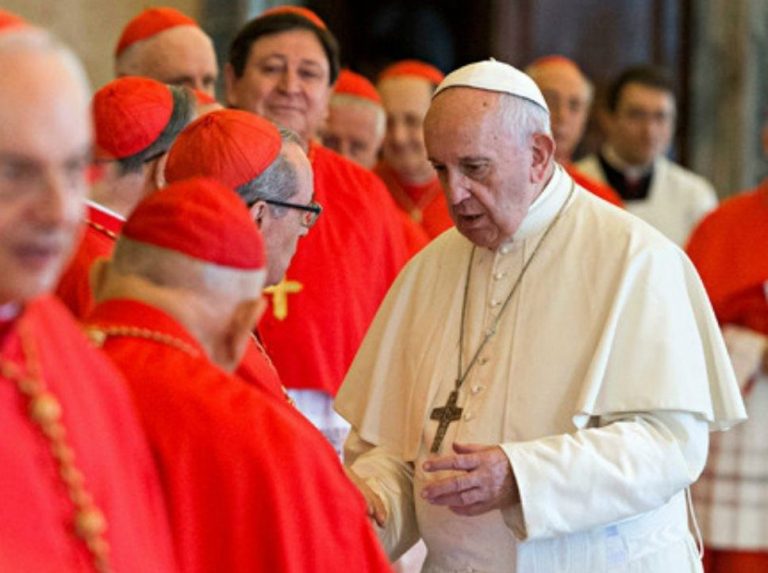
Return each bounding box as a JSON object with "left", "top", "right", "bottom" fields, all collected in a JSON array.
[
  {"left": 500, "top": 410, "right": 709, "bottom": 541},
  {"left": 344, "top": 429, "right": 421, "bottom": 561}
]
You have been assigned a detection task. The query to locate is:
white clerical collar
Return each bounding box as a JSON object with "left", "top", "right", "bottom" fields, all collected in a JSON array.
[
  {"left": 0, "top": 301, "right": 21, "bottom": 321},
  {"left": 601, "top": 144, "right": 654, "bottom": 181},
  {"left": 498, "top": 163, "right": 572, "bottom": 249},
  {"left": 87, "top": 199, "right": 126, "bottom": 222}
]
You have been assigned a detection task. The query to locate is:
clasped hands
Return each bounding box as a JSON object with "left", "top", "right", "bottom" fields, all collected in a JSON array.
[{"left": 348, "top": 443, "right": 519, "bottom": 527}]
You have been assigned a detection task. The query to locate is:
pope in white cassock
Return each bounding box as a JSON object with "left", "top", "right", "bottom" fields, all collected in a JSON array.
[{"left": 334, "top": 60, "right": 747, "bottom": 573}]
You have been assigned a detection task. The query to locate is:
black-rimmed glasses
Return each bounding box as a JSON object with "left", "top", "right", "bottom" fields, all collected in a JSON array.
[{"left": 263, "top": 199, "right": 323, "bottom": 229}]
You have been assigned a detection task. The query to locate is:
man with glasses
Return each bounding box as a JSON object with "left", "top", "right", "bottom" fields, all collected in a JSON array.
[
  {"left": 165, "top": 108, "right": 316, "bottom": 401},
  {"left": 577, "top": 64, "right": 717, "bottom": 245}
]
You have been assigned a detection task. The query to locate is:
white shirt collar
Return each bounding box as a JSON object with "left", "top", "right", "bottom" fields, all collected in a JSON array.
[{"left": 86, "top": 199, "right": 126, "bottom": 222}]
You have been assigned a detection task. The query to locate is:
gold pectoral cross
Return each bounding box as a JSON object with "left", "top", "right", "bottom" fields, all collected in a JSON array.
[
  {"left": 429, "top": 388, "right": 463, "bottom": 453},
  {"left": 264, "top": 278, "right": 303, "bottom": 321}
]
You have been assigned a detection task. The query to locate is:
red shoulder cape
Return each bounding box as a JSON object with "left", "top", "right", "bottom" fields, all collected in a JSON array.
[
  {"left": 86, "top": 299, "right": 392, "bottom": 573},
  {"left": 0, "top": 296, "right": 176, "bottom": 572}
]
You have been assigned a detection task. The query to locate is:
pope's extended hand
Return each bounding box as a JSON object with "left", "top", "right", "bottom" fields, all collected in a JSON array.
[
  {"left": 345, "top": 467, "right": 387, "bottom": 527},
  {"left": 420, "top": 443, "right": 519, "bottom": 516}
]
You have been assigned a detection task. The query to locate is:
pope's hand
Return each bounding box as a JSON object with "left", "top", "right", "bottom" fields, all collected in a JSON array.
[
  {"left": 345, "top": 467, "right": 387, "bottom": 527},
  {"left": 420, "top": 443, "right": 519, "bottom": 516}
]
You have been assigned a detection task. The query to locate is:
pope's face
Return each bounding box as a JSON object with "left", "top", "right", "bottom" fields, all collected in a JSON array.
[
  {"left": 378, "top": 76, "right": 434, "bottom": 181},
  {"left": 0, "top": 47, "right": 90, "bottom": 304},
  {"left": 605, "top": 82, "right": 675, "bottom": 168},
  {"left": 226, "top": 29, "right": 331, "bottom": 146},
  {"left": 424, "top": 88, "right": 547, "bottom": 250}
]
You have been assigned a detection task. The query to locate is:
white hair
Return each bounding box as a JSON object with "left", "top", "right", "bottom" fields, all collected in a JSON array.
[
  {"left": 112, "top": 238, "right": 265, "bottom": 300},
  {"left": 496, "top": 93, "right": 552, "bottom": 147}
]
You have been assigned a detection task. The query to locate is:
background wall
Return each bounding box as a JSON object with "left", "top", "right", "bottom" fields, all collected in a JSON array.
[
  {"left": 5, "top": 0, "right": 767, "bottom": 196},
  {"left": 4, "top": 0, "right": 202, "bottom": 90}
]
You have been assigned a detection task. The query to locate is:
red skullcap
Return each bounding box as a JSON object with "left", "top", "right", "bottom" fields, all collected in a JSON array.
[
  {"left": 122, "top": 177, "right": 266, "bottom": 270},
  {"left": 259, "top": 5, "right": 327, "bottom": 29},
  {"left": 115, "top": 7, "right": 198, "bottom": 57},
  {"left": 92, "top": 76, "right": 173, "bottom": 160},
  {"left": 165, "top": 109, "right": 281, "bottom": 190},
  {"left": 334, "top": 69, "right": 381, "bottom": 104},
  {"left": 0, "top": 10, "right": 27, "bottom": 32},
  {"left": 379, "top": 60, "right": 445, "bottom": 86}
]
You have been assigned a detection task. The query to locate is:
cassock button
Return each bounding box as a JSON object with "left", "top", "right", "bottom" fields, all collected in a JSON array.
[
  {"left": 478, "top": 357, "right": 489, "bottom": 365},
  {"left": 471, "top": 384, "right": 485, "bottom": 395},
  {"left": 493, "top": 271, "right": 506, "bottom": 281},
  {"left": 464, "top": 412, "right": 473, "bottom": 421},
  {"left": 490, "top": 299, "right": 501, "bottom": 308},
  {"left": 499, "top": 245, "right": 511, "bottom": 255}
]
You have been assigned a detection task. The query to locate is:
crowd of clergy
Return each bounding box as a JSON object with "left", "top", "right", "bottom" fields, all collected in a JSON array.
[{"left": 0, "top": 3, "right": 765, "bottom": 573}]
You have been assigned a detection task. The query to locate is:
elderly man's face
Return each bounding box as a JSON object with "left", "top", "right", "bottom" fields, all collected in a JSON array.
[
  {"left": 425, "top": 89, "right": 548, "bottom": 250},
  {"left": 531, "top": 63, "right": 591, "bottom": 163},
  {"left": 257, "top": 141, "right": 313, "bottom": 286},
  {"left": 127, "top": 26, "right": 219, "bottom": 97},
  {"left": 320, "top": 99, "right": 383, "bottom": 169},
  {"left": 226, "top": 29, "right": 331, "bottom": 146},
  {"left": 0, "top": 47, "right": 90, "bottom": 304},
  {"left": 378, "top": 76, "right": 433, "bottom": 181}
]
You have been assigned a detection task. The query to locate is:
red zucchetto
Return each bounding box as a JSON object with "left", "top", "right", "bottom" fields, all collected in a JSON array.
[
  {"left": 334, "top": 69, "right": 381, "bottom": 105},
  {"left": 165, "top": 109, "right": 281, "bottom": 190},
  {"left": 92, "top": 76, "right": 174, "bottom": 160},
  {"left": 378, "top": 59, "right": 445, "bottom": 86},
  {"left": 259, "top": 5, "right": 327, "bottom": 29},
  {"left": 115, "top": 7, "right": 198, "bottom": 57},
  {"left": 122, "top": 176, "right": 266, "bottom": 271},
  {"left": 0, "top": 9, "right": 27, "bottom": 32}
]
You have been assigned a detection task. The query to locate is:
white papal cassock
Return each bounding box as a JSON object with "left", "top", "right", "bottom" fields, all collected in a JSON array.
[{"left": 336, "top": 166, "right": 746, "bottom": 573}]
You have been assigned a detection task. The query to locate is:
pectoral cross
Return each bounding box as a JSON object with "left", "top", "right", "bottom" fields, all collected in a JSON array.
[
  {"left": 264, "top": 278, "right": 303, "bottom": 321},
  {"left": 429, "top": 389, "right": 463, "bottom": 453}
]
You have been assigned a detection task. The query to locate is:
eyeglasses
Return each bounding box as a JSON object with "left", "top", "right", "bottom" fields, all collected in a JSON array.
[{"left": 263, "top": 199, "right": 323, "bottom": 229}]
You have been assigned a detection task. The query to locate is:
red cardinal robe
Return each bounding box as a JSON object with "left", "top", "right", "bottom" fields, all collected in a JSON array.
[
  {"left": 0, "top": 296, "right": 177, "bottom": 572},
  {"left": 85, "top": 299, "right": 393, "bottom": 573},
  {"left": 56, "top": 202, "right": 123, "bottom": 318},
  {"left": 259, "top": 144, "right": 413, "bottom": 396}
]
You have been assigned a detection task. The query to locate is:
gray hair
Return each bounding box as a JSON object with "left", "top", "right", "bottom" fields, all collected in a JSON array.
[
  {"left": 117, "top": 85, "right": 194, "bottom": 175},
  {"left": 235, "top": 127, "right": 302, "bottom": 218},
  {"left": 112, "top": 237, "right": 264, "bottom": 299},
  {"left": 496, "top": 93, "right": 552, "bottom": 147}
]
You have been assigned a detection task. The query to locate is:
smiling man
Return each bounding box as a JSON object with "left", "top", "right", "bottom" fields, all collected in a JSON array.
[
  {"left": 336, "top": 59, "right": 745, "bottom": 573},
  {"left": 577, "top": 64, "right": 716, "bottom": 245}
]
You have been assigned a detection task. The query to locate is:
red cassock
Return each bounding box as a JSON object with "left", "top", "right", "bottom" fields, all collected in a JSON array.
[
  {"left": 686, "top": 183, "right": 768, "bottom": 319},
  {"left": 85, "top": 299, "right": 393, "bottom": 573},
  {"left": 565, "top": 163, "right": 624, "bottom": 208},
  {"left": 374, "top": 160, "right": 454, "bottom": 239},
  {"left": 0, "top": 296, "right": 177, "bottom": 572},
  {"left": 235, "top": 335, "right": 289, "bottom": 401},
  {"left": 56, "top": 203, "right": 123, "bottom": 319},
  {"left": 259, "top": 144, "right": 414, "bottom": 396}
]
